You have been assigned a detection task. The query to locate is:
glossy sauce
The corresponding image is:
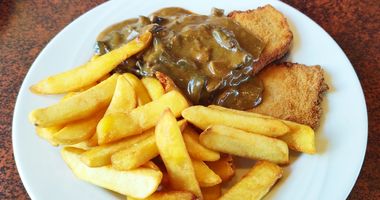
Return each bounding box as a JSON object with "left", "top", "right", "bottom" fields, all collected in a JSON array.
[{"left": 96, "top": 7, "right": 266, "bottom": 110}]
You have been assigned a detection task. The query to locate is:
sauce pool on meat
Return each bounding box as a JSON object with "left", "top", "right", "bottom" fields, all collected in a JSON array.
[{"left": 95, "top": 7, "right": 266, "bottom": 110}]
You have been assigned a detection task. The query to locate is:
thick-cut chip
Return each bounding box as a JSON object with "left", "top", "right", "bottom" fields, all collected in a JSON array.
[
  {"left": 278, "top": 121, "right": 315, "bottom": 153},
  {"left": 200, "top": 125, "right": 289, "bottom": 164},
  {"left": 111, "top": 135, "right": 158, "bottom": 170},
  {"left": 124, "top": 73, "right": 152, "bottom": 106},
  {"left": 202, "top": 184, "right": 222, "bottom": 200},
  {"left": 97, "top": 90, "right": 189, "bottom": 144},
  {"left": 192, "top": 159, "right": 222, "bottom": 187},
  {"left": 81, "top": 130, "right": 153, "bottom": 167},
  {"left": 35, "top": 126, "right": 62, "bottom": 146},
  {"left": 206, "top": 155, "right": 235, "bottom": 182},
  {"left": 127, "top": 191, "right": 196, "bottom": 200},
  {"left": 220, "top": 161, "right": 282, "bottom": 200},
  {"left": 105, "top": 75, "right": 137, "bottom": 114},
  {"left": 182, "top": 106, "right": 289, "bottom": 137},
  {"left": 141, "top": 77, "right": 165, "bottom": 100},
  {"left": 87, "top": 75, "right": 137, "bottom": 147},
  {"left": 30, "top": 32, "right": 152, "bottom": 94},
  {"left": 141, "top": 161, "right": 160, "bottom": 171},
  {"left": 29, "top": 74, "right": 118, "bottom": 127},
  {"left": 209, "top": 105, "right": 316, "bottom": 153},
  {"left": 155, "top": 109, "right": 202, "bottom": 198},
  {"left": 61, "top": 147, "right": 161, "bottom": 198},
  {"left": 68, "top": 140, "right": 91, "bottom": 150},
  {"left": 53, "top": 111, "right": 104, "bottom": 145},
  {"left": 87, "top": 133, "right": 98, "bottom": 147},
  {"left": 183, "top": 127, "right": 220, "bottom": 161}
]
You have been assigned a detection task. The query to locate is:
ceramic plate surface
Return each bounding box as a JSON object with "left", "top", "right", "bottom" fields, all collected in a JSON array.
[{"left": 13, "top": 0, "right": 367, "bottom": 199}]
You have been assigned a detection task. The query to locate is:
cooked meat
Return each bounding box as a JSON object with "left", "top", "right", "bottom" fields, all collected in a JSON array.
[
  {"left": 249, "top": 63, "right": 328, "bottom": 129},
  {"left": 228, "top": 5, "right": 293, "bottom": 73}
]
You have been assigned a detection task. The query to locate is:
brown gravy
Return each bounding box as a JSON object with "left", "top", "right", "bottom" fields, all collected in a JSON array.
[{"left": 96, "top": 7, "right": 266, "bottom": 110}]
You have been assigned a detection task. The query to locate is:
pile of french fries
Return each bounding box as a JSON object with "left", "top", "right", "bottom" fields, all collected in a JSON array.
[{"left": 29, "top": 32, "right": 316, "bottom": 200}]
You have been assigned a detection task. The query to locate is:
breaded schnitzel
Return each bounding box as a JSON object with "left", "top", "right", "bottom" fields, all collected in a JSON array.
[{"left": 250, "top": 63, "right": 328, "bottom": 129}]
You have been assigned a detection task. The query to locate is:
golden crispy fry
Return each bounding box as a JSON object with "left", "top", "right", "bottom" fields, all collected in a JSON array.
[
  {"left": 124, "top": 73, "right": 151, "bottom": 106},
  {"left": 97, "top": 90, "right": 189, "bottom": 144},
  {"left": 81, "top": 130, "right": 153, "bottom": 167},
  {"left": 111, "top": 134, "right": 158, "bottom": 170},
  {"left": 30, "top": 32, "right": 152, "bottom": 94},
  {"left": 183, "top": 127, "right": 220, "bottom": 161},
  {"left": 86, "top": 75, "right": 137, "bottom": 147},
  {"left": 141, "top": 77, "right": 165, "bottom": 100},
  {"left": 192, "top": 159, "right": 222, "bottom": 187},
  {"left": 87, "top": 133, "right": 98, "bottom": 147},
  {"left": 141, "top": 161, "right": 160, "bottom": 171},
  {"left": 90, "top": 54, "right": 99, "bottom": 61},
  {"left": 128, "top": 191, "right": 196, "bottom": 200},
  {"left": 202, "top": 184, "right": 222, "bottom": 200},
  {"left": 220, "top": 161, "right": 282, "bottom": 200},
  {"left": 209, "top": 105, "right": 316, "bottom": 153},
  {"left": 278, "top": 121, "right": 316, "bottom": 153},
  {"left": 155, "top": 109, "right": 202, "bottom": 198},
  {"left": 105, "top": 75, "right": 137, "bottom": 114},
  {"left": 177, "top": 119, "right": 188, "bottom": 132},
  {"left": 182, "top": 106, "right": 289, "bottom": 137},
  {"left": 35, "top": 126, "right": 62, "bottom": 146},
  {"left": 34, "top": 92, "right": 81, "bottom": 145},
  {"left": 67, "top": 140, "right": 91, "bottom": 150},
  {"left": 61, "top": 92, "right": 79, "bottom": 100},
  {"left": 206, "top": 155, "right": 235, "bottom": 182},
  {"left": 53, "top": 111, "right": 104, "bottom": 145},
  {"left": 29, "top": 74, "right": 118, "bottom": 127},
  {"left": 61, "top": 147, "right": 162, "bottom": 198},
  {"left": 200, "top": 125, "right": 289, "bottom": 164}
]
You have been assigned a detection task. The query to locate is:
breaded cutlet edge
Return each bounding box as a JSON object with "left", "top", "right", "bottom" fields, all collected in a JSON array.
[
  {"left": 253, "top": 62, "right": 329, "bottom": 129},
  {"left": 228, "top": 5, "right": 293, "bottom": 74}
]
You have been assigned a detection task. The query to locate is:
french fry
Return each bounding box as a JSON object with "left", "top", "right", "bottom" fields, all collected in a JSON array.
[
  {"left": 278, "top": 121, "right": 316, "bottom": 154},
  {"left": 220, "top": 161, "right": 282, "bottom": 200},
  {"left": 202, "top": 184, "right": 222, "bottom": 200},
  {"left": 68, "top": 140, "right": 91, "bottom": 150},
  {"left": 155, "top": 109, "right": 202, "bottom": 198},
  {"left": 86, "top": 75, "right": 137, "bottom": 147},
  {"left": 206, "top": 154, "right": 235, "bottom": 182},
  {"left": 97, "top": 90, "right": 189, "bottom": 144},
  {"left": 53, "top": 111, "right": 104, "bottom": 145},
  {"left": 200, "top": 125, "right": 289, "bottom": 164},
  {"left": 141, "top": 161, "right": 160, "bottom": 171},
  {"left": 127, "top": 191, "right": 196, "bottom": 200},
  {"left": 61, "top": 92, "right": 79, "bottom": 100},
  {"left": 182, "top": 106, "right": 289, "bottom": 137},
  {"left": 29, "top": 74, "right": 118, "bottom": 127},
  {"left": 34, "top": 92, "right": 81, "bottom": 146},
  {"left": 30, "top": 32, "right": 152, "bottom": 94},
  {"left": 124, "top": 73, "right": 151, "bottom": 106},
  {"left": 87, "top": 133, "right": 98, "bottom": 147},
  {"left": 141, "top": 77, "right": 165, "bottom": 100},
  {"left": 209, "top": 105, "right": 316, "bottom": 153},
  {"left": 35, "top": 126, "right": 62, "bottom": 146},
  {"left": 111, "top": 135, "right": 158, "bottom": 170},
  {"left": 61, "top": 147, "right": 162, "bottom": 198},
  {"left": 105, "top": 75, "right": 137, "bottom": 114},
  {"left": 183, "top": 127, "right": 220, "bottom": 161},
  {"left": 81, "top": 130, "right": 153, "bottom": 167},
  {"left": 192, "top": 159, "right": 222, "bottom": 187}
]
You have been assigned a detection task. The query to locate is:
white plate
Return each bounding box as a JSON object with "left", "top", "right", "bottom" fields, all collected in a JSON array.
[{"left": 13, "top": 0, "right": 368, "bottom": 199}]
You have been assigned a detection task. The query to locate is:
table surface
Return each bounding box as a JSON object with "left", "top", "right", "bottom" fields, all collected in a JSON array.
[{"left": 1, "top": 0, "right": 379, "bottom": 199}]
